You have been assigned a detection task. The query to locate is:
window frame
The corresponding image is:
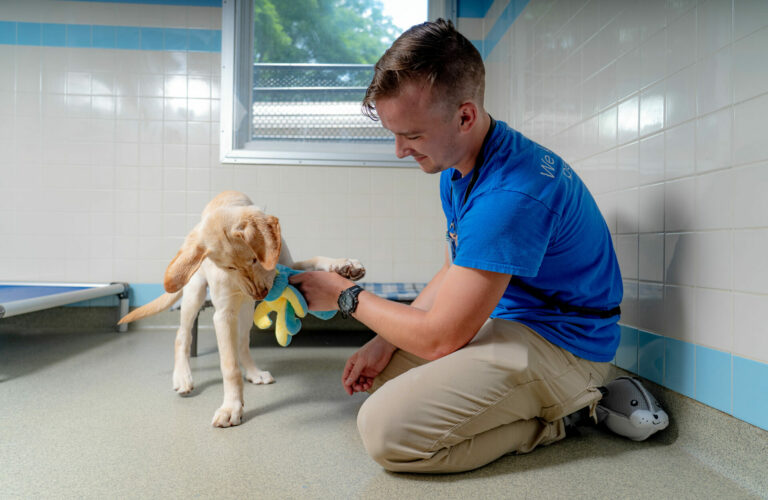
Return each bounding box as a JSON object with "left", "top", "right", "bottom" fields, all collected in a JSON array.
[{"left": 219, "top": 0, "right": 455, "bottom": 167}]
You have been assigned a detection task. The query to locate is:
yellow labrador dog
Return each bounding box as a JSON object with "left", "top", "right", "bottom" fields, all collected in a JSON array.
[{"left": 118, "top": 191, "right": 364, "bottom": 427}]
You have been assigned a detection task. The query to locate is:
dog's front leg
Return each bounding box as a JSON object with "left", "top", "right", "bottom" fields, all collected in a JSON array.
[
  {"left": 238, "top": 299, "right": 274, "bottom": 385},
  {"left": 291, "top": 256, "right": 366, "bottom": 281},
  {"left": 211, "top": 306, "right": 245, "bottom": 427},
  {"left": 278, "top": 238, "right": 364, "bottom": 280}
]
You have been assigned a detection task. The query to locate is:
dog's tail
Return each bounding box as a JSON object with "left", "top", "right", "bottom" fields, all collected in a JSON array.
[{"left": 118, "top": 290, "right": 183, "bottom": 325}]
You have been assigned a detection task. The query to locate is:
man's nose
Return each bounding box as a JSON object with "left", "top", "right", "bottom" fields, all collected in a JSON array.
[{"left": 394, "top": 136, "right": 411, "bottom": 159}]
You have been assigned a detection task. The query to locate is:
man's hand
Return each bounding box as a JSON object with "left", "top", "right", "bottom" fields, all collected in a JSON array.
[
  {"left": 342, "top": 335, "right": 397, "bottom": 395},
  {"left": 290, "top": 270, "right": 352, "bottom": 311}
]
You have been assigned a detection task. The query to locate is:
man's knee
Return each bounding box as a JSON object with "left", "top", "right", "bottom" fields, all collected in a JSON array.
[
  {"left": 358, "top": 387, "right": 439, "bottom": 471},
  {"left": 357, "top": 393, "right": 400, "bottom": 468}
]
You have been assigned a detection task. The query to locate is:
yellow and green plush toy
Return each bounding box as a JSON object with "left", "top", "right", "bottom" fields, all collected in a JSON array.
[{"left": 253, "top": 264, "right": 337, "bottom": 346}]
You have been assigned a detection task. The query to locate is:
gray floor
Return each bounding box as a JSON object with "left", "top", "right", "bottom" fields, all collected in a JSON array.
[{"left": 2, "top": 318, "right": 768, "bottom": 499}]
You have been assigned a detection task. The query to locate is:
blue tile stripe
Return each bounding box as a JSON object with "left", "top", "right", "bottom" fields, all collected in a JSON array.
[
  {"left": 0, "top": 21, "right": 220, "bottom": 52},
  {"left": 665, "top": 337, "right": 695, "bottom": 398},
  {"left": 68, "top": 0, "right": 222, "bottom": 6},
  {"left": 482, "top": 0, "right": 529, "bottom": 58},
  {"left": 458, "top": 0, "right": 495, "bottom": 18},
  {"left": 0, "top": 22, "right": 14, "bottom": 44},
  {"left": 733, "top": 357, "right": 768, "bottom": 431},
  {"left": 460, "top": 0, "right": 530, "bottom": 60},
  {"left": 616, "top": 324, "right": 768, "bottom": 432},
  {"left": 615, "top": 325, "right": 639, "bottom": 373},
  {"left": 696, "top": 345, "right": 732, "bottom": 414}
]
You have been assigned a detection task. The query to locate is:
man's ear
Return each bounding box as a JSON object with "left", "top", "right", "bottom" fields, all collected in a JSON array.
[
  {"left": 236, "top": 214, "right": 282, "bottom": 271},
  {"left": 164, "top": 231, "right": 208, "bottom": 293},
  {"left": 458, "top": 102, "right": 478, "bottom": 131}
]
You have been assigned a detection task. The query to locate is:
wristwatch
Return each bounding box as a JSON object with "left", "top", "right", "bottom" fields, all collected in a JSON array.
[{"left": 337, "top": 285, "right": 364, "bottom": 319}]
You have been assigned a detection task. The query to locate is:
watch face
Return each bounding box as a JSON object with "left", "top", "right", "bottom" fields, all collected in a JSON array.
[{"left": 340, "top": 291, "right": 353, "bottom": 311}]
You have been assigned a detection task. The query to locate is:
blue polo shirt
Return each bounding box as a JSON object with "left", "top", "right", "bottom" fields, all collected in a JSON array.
[{"left": 440, "top": 119, "right": 623, "bottom": 362}]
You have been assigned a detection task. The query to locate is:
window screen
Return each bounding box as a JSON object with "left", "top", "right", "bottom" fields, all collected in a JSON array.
[{"left": 221, "top": 0, "right": 446, "bottom": 166}]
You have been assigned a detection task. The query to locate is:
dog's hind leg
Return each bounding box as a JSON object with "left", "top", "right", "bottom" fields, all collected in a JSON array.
[
  {"left": 277, "top": 237, "right": 295, "bottom": 267},
  {"left": 238, "top": 299, "right": 275, "bottom": 385},
  {"left": 173, "top": 271, "right": 207, "bottom": 395}
]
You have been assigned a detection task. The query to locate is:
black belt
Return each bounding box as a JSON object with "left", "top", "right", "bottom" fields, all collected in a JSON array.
[{"left": 509, "top": 276, "right": 621, "bottom": 319}]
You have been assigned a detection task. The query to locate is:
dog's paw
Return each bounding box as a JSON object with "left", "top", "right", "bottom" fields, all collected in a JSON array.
[
  {"left": 173, "top": 368, "right": 194, "bottom": 395},
  {"left": 331, "top": 259, "right": 366, "bottom": 281},
  {"left": 245, "top": 368, "right": 274, "bottom": 385},
  {"left": 212, "top": 402, "right": 244, "bottom": 428}
]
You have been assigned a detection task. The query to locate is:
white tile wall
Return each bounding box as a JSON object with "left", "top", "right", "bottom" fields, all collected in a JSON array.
[
  {"left": 664, "top": 121, "right": 695, "bottom": 180},
  {"left": 0, "top": 1, "right": 445, "bottom": 286},
  {"left": 734, "top": 229, "right": 768, "bottom": 295},
  {"left": 695, "top": 287, "right": 732, "bottom": 351},
  {"left": 478, "top": 0, "right": 768, "bottom": 364},
  {"left": 696, "top": 108, "right": 732, "bottom": 173},
  {"left": 733, "top": 292, "right": 768, "bottom": 361},
  {"left": 733, "top": 92, "right": 768, "bottom": 166},
  {"left": 733, "top": 162, "right": 768, "bottom": 227},
  {"left": 695, "top": 230, "right": 732, "bottom": 289},
  {"left": 2, "top": 0, "right": 767, "bottom": 371},
  {"left": 663, "top": 284, "right": 696, "bottom": 341},
  {"left": 664, "top": 177, "right": 695, "bottom": 232},
  {"left": 638, "top": 183, "right": 665, "bottom": 233},
  {"left": 639, "top": 233, "right": 664, "bottom": 282},
  {"left": 665, "top": 232, "right": 696, "bottom": 286}
]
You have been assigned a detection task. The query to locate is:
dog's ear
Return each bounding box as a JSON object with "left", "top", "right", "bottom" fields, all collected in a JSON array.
[
  {"left": 236, "top": 214, "right": 281, "bottom": 271},
  {"left": 164, "top": 231, "right": 209, "bottom": 292}
]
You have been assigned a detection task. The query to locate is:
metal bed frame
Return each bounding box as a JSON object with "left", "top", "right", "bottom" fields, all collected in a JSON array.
[
  {"left": 0, "top": 282, "right": 130, "bottom": 333},
  {"left": 178, "top": 282, "right": 427, "bottom": 357}
]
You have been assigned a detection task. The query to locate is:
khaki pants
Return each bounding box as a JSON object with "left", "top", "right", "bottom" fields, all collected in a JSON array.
[{"left": 357, "top": 318, "right": 613, "bottom": 473}]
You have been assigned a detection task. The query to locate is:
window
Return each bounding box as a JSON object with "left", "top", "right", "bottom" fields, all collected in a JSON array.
[{"left": 220, "top": 0, "right": 455, "bottom": 166}]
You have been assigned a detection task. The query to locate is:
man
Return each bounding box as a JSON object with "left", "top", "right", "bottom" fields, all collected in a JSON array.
[{"left": 290, "top": 19, "right": 622, "bottom": 473}]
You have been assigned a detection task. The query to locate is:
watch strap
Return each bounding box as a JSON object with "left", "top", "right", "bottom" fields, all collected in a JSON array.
[{"left": 339, "top": 284, "right": 364, "bottom": 319}]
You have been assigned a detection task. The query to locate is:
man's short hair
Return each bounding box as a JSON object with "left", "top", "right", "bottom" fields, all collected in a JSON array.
[{"left": 362, "top": 18, "right": 485, "bottom": 120}]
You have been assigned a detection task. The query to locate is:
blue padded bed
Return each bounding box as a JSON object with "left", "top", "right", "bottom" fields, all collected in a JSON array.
[{"left": 0, "top": 282, "right": 130, "bottom": 332}]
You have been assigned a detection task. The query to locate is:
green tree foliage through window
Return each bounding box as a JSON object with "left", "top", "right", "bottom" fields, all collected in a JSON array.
[
  {"left": 250, "top": 0, "right": 419, "bottom": 143},
  {"left": 253, "top": 0, "right": 400, "bottom": 64}
]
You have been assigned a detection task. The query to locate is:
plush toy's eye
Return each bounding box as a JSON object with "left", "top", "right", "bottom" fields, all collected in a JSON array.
[
  {"left": 630, "top": 400, "right": 638, "bottom": 406},
  {"left": 227, "top": 266, "right": 236, "bottom": 271},
  {"left": 252, "top": 258, "right": 259, "bottom": 265}
]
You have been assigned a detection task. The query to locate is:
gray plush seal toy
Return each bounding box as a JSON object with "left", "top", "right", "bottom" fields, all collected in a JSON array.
[{"left": 596, "top": 376, "right": 669, "bottom": 441}]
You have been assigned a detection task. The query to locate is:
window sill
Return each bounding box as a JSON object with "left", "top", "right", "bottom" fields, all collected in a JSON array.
[{"left": 220, "top": 140, "right": 418, "bottom": 168}]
